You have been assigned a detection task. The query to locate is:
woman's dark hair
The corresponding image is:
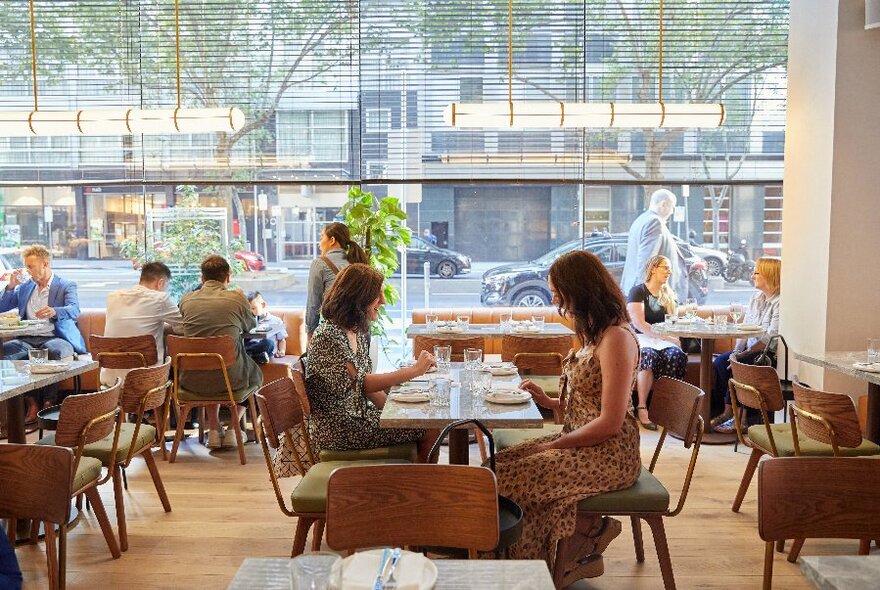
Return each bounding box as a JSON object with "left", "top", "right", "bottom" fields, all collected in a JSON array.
[
  {"left": 324, "top": 222, "right": 369, "bottom": 264},
  {"left": 321, "top": 263, "right": 384, "bottom": 333},
  {"left": 548, "top": 250, "right": 630, "bottom": 346}
]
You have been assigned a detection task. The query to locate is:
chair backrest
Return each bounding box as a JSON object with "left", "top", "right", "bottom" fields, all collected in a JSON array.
[
  {"left": 0, "top": 444, "right": 74, "bottom": 524},
  {"left": 729, "top": 359, "right": 785, "bottom": 413},
  {"left": 55, "top": 381, "right": 122, "bottom": 448},
  {"left": 119, "top": 358, "right": 172, "bottom": 415},
  {"left": 501, "top": 334, "right": 572, "bottom": 375},
  {"left": 758, "top": 457, "right": 880, "bottom": 542},
  {"left": 166, "top": 335, "right": 237, "bottom": 370},
  {"left": 89, "top": 334, "right": 158, "bottom": 369},
  {"left": 254, "top": 377, "right": 307, "bottom": 451},
  {"left": 646, "top": 377, "right": 705, "bottom": 516},
  {"left": 290, "top": 359, "right": 312, "bottom": 416},
  {"left": 326, "top": 464, "right": 500, "bottom": 555},
  {"left": 413, "top": 335, "right": 485, "bottom": 362},
  {"left": 791, "top": 380, "right": 864, "bottom": 452}
]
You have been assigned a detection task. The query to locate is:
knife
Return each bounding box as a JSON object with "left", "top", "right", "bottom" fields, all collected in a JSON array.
[
  {"left": 372, "top": 548, "right": 391, "bottom": 590},
  {"left": 382, "top": 548, "right": 402, "bottom": 589}
]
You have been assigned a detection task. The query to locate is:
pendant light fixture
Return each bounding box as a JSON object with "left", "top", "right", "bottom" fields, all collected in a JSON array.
[
  {"left": 444, "top": 0, "right": 724, "bottom": 129},
  {"left": 0, "top": 0, "right": 245, "bottom": 136}
]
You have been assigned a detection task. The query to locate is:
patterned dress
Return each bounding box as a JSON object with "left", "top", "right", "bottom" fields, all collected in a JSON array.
[
  {"left": 305, "top": 321, "right": 424, "bottom": 451},
  {"left": 493, "top": 328, "right": 642, "bottom": 563}
]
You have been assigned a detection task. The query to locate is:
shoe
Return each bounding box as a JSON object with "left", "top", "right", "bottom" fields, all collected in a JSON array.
[
  {"left": 252, "top": 352, "right": 270, "bottom": 364},
  {"left": 221, "top": 427, "right": 249, "bottom": 447},
  {"left": 636, "top": 406, "right": 657, "bottom": 431},
  {"left": 710, "top": 411, "right": 733, "bottom": 429},
  {"left": 206, "top": 428, "right": 224, "bottom": 449},
  {"left": 714, "top": 417, "right": 744, "bottom": 434}
]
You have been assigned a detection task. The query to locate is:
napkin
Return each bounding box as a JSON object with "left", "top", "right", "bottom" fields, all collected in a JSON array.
[
  {"left": 485, "top": 390, "right": 531, "bottom": 404},
  {"left": 738, "top": 324, "right": 762, "bottom": 331},
  {"left": 29, "top": 362, "right": 70, "bottom": 374},
  {"left": 853, "top": 362, "right": 880, "bottom": 373},
  {"left": 341, "top": 551, "right": 424, "bottom": 590}
]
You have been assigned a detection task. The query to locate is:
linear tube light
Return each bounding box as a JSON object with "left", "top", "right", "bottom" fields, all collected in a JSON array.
[{"left": 0, "top": 107, "right": 246, "bottom": 136}]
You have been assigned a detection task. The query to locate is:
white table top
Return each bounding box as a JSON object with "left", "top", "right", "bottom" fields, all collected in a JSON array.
[
  {"left": 406, "top": 322, "right": 573, "bottom": 339},
  {"left": 654, "top": 321, "right": 764, "bottom": 340},
  {"left": 0, "top": 359, "right": 98, "bottom": 403},
  {"left": 380, "top": 364, "right": 544, "bottom": 430},
  {"left": 794, "top": 350, "right": 880, "bottom": 387},
  {"left": 801, "top": 555, "right": 880, "bottom": 590},
  {"left": 228, "top": 557, "right": 556, "bottom": 590}
]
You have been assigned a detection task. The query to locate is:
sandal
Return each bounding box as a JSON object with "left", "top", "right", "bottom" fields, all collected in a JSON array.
[
  {"left": 710, "top": 411, "right": 733, "bottom": 429},
  {"left": 636, "top": 406, "right": 657, "bottom": 431},
  {"left": 714, "top": 417, "right": 745, "bottom": 434}
]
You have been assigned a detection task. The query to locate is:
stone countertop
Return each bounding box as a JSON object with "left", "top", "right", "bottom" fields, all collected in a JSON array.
[
  {"left": 793, "top": 350, "right": 880, "bottom": 386},
  {"left": 406, "top": 322, "right": 574, "bottom": 338},
  {"left": 0, "top": 359, "right": 98, "bottom": 403},
  {"left": 800, "top": 555, "right": 880, "bottom": 590}
]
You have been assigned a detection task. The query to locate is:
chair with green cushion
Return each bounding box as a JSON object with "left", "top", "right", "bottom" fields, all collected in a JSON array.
[
  {"left": 34, "top": 384, "right": 123, "bottom": 565},
  {"left": 167, "top": 335, "right": 260, "bottom": 466},
  {"left": 254, "top": 377, "right": 408, "bottom": 557},
  {"left": 553, "top": 377, "right": 704, "bottom": 590},
  {"left": 80, "top": 360, "right": 173, "bottom": 552}
]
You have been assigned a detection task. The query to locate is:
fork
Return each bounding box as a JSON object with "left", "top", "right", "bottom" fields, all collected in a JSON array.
[{"left": 382, "top": 547, "right": 402, "bottom": 590}]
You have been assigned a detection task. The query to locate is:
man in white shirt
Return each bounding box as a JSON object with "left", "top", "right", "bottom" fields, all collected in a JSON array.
[{"left": 101, "top": 262, "right": 181, "bottom": 387}]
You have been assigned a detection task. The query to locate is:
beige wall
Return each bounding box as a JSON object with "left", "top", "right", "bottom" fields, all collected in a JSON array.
[{"left": 783, "top": 0, "right": 880, "bottom": 396}]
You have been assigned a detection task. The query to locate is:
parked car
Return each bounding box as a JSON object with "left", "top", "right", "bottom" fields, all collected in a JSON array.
[
  {"left": 399, "top": 237, "right": 471, "bottom": 278},
  {"left": 234, "top": 250, "right": 266, "bottom": 271},
  {"left": 0, "top": 249, "right": 23, "bottom": 291},
  {"left": 684, "top": 240, "right": 728, "bottom": 277},
  {"left": 481, "top": 233, "right": 707, "bottom": 307}
]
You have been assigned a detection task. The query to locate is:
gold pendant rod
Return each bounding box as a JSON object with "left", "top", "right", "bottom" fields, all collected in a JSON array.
[
  {"left": 658, "top": 0, "right": 664, "bottom": 101},
  {"left": 29, "top": 0, "right": 39, "bottom": 111},
  {"left": 507, "top": 0, "right": 514, "bottom": 126},
  {"left": 175, "top": 0, "right": 182, "bottom": 110}
]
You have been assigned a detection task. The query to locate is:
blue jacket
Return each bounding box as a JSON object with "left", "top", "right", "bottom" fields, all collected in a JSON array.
[{"left": 0, "top": 275, "right": 87, "bottom": 353}]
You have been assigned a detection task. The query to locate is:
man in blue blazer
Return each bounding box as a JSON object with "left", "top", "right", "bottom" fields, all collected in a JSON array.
[{"left": 0, "top": 244, "right": 86, "bottom": 421}]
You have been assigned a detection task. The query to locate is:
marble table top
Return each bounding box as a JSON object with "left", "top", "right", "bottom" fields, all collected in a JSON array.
[
  {"left": 406, "top": 322, "right": 573, "bottom": 339},
  {"left": 0, "top": 359, "right": 99, "bottom": 403},
  {"left": 228, "top": 557, "right": 556, "bottom": 590},
  {"left": 793, "top": 350, "right": 880, "bottom": 386},
  {"left": 654, "top": 322, "right": 765, "bottom": 340},
  {"left": 380, "top": 364, "right": 544, "bottom": 430},
  {"left": 800, "top": 555, "right": 880, "bottom": 590}
]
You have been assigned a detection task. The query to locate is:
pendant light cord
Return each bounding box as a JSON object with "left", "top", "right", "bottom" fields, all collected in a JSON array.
[
  {"left": 175, "top": 0, "right": 182, "bottom": 110},
  {"left": 507, "top": 0, "right": 513, "bottom": 125},
  {"left": 658, "top": 0, "right": 664, "bottom": 101},
  {"left": 29, "top": 0, "right": 39, "bottom": 111}
]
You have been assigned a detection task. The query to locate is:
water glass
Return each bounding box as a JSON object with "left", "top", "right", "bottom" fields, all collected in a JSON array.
[
  {"left": 531, "top": 316, "right": 546, "bottom": 331},
  {"left": 476, "top": 370, "right": 493, "bottom": 393},
  {"left": 28, "top": 348, "right": 48, "bottom": 364},
  {"left": 289, "top": 551, "right": 341, "bottom": 590},
  {"left": 433, "top": 345, "right": 451, "bottom": 371},
  {"left": 425, "top": 312, "right": 439, "bottom": 331},
  {"left": 499, "top": 312, "right": 513, "bottom": 333},
  {"left": 464, "top": 348, "right": 483, "bottom": 370},
  {"left": 456, "top": 315, "right": 470, "bottom": 331},
  {"left": 869, "top": 339, "right": 880, "bottom": 364},
  {"left": 432, "top": 377, "right": 451, "bottom": 407},
  {"left": 714, "top": 311, "right": 729, "bottom": 330}
]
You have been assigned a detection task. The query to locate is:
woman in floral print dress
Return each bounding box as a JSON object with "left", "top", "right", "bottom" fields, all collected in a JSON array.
[
  {"left": 493, "top": 250, "right": 642, "bottom": 576},
  {"left": 305, "top": 263, "right": 440, "bottom": 462}
]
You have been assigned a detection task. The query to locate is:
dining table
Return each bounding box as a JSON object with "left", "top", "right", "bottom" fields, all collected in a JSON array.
[
  {"left": 227, "top": 556, "right": 556, "bottom": 590},
  {"left": 792, "top": 350, "right": 880, "bottom": 443},
  {"left": 654, "top": 320, "right": 766, "bottom": 444},
  {"left": 406, "top": 321, "right": 574, "bottom": 340},
  {"left": 800, "top": 555, "right": 880, "bottom": 590},
  {"left": 379, "top": 362, "right": 544, "bottom": 465}
]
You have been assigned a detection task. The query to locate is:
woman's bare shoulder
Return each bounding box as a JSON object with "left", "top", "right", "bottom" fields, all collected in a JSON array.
[{"left": 596, "top": 325, "right": 638, "bottom": 355}]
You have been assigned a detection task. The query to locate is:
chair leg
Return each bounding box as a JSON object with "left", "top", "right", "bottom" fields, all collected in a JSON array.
[
  {"left": 29, "top": 519, "right": 39, "bottom": 544},
  {"left": 775, "top": 539, "right": 785, "bottom": 553},
  {"left": 159, "top": 400, "right": 170, "bottom": 461},
  {"left": 763, "top": 541, "right": 774, "bottom": 590},
  {"left": 291, "top": 517, "right": 315, "bottom": 557},
  {"left": 169, "top": 404, "right": 189, "bottom": 463},
  {"left": 311, "top": 519, "right": 325, "bottom": 552},
  {"left": 474, "top": 428, "right": 487, "bottom": 463},
  {"left": 5, "top": 518, "right": 15, "bottom": 546},
  {"left": 860, "top": 539, "right": 871, "bottom": 555},
  {"left": 645, "top": 516, "right": 676, "bottom": 590},
  {"left": 83, "top": 487, "right": 121, "bottom": 559},
  {"left": 112, "top": 465, "right": 128, "bottom": 552},
  {"left": 58, "top": 525, "right": 67, "bottom": 590},
  {"left": 787, "top": 538, "right": 805, "bottom": 563},
  {"left": 198, "top": 407, "right": 205, "bottom": 445},
  {"left": 631, "top": 516, "right": 645, "bottom": 563},
  {"left": 122, "top": 467, "right": 128, "bottom": 491},
  {"left": 45, "top": 521, "right": 58, "bottom": 590},
  {"left": 733, "top": 448, "right": 763, "bottom": 513},
  {"left": 248, "top": 396, "right": 259, "bottom": 444},
  {"left": 143, "top": 449, "right": 172, "bottom": 512},
  {"left": 228, "top": 404, "right": 247, "bottom": 465}
]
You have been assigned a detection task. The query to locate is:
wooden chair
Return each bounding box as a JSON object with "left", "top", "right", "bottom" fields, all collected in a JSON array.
[
  {"left": 326, "top": 463, "right": 500, "bottom": 558},
  {"left": 494, "top": 375, "right": 568, "bottom": 451},
  {"left": 89, "top": 334, "right": 159, "bottom": 371},
  {"left": 81, "top": 360, "right": 174, "bottom": 552},
  {"left": 167, "top": 335, "right": 260, "bottom": 466},
  {"left": 413, "top": 335, "right": 485, "bottom": 362},
  {"left": 758, "top": 457, "right": 880, "bottom": 590},
  {"left": 0, "top": 444, "right": 75, "bottom": 590},
  {"left": 783, "top": 380, "right": 880, "bottom": 562},
  {"left": 554, "top": 377, "right": 704, "bottom": 590},
  {"left": 254, "top": 377, "right": 408, "bottom": 556},
  {"left": 501, "top": 333, "right": 572, "bottom": 385},
  {"left": 34, "top": 384, "right": 123, "bottom": 565}
]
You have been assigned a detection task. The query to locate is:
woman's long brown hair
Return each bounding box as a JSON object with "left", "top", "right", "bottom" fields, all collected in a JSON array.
[
  {"left": 548, "top": 250, "right": 630, "bottom": 346},
  {"left": 320, "top": 263, "right": 383, "bottom": 333}
]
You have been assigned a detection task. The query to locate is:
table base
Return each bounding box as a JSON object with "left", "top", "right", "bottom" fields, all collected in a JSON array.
[
  {"left": 448, "top": 429, "right": 470, "bottom": 465},
  {"left": 866, "top": 382, "right": 880, "bottom": 444}
]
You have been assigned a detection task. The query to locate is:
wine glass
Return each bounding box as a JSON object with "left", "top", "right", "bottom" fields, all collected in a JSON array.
[
  {"left": 684, "top": 298, "right": 697, "bottom": 320},
  {"left": 729, "top": 303, "right": 744, "bottom": 324}
]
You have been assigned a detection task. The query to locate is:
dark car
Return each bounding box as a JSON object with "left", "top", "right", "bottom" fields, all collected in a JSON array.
[
  {"left": 400, "top": 237, "right": 471, "bottom": 278},
  {"left": 481, "top": 233, "right": 706, "bottom": 306}
]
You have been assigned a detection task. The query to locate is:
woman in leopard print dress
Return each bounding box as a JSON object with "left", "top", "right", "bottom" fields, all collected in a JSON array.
[{"left": 494, "top": 250, "right": 642, "bottom": 566}]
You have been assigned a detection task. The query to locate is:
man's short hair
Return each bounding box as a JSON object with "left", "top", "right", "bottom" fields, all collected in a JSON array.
[
  {"left": 22, "top": 244, "right": 51, "bottom": 263},
  {"left": 246, "top": 290, "right": 262, "bottom": 303},
  {"left": 140, "top": 261, "right": 172, "bottom": 283},
  {"left": 650, "top": 188, "right": 677, "bottom": 207},
  {"left": 201, "top": 255, "right": 231, "bottom": 283}
]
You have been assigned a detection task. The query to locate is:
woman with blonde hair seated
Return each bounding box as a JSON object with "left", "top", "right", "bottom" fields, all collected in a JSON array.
[
  {"left": 626, "top": 255, "right": 688, "bottom": 430},
  {"left": 711, "top": 257, "right": 781, "bottom": 433}
]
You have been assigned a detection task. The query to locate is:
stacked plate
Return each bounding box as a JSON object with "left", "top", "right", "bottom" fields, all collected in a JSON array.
[
  {"left": 482, "top": 362, "right": 518, "bottom": 376},
  {"left": 484, "top": 382, "right": 530, "bottom": 404}
]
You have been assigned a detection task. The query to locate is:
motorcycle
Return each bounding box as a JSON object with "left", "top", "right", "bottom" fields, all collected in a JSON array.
[
  {"left": 687, "top": 258, "right": 710, "bottom": 304},
  {"left": 722, "top": 239, "right": 756, "bottom": 285}
]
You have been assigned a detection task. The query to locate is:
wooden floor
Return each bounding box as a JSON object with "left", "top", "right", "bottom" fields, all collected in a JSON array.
[{"left": 10, "top": 427, "right": 860, "bottom": 589}]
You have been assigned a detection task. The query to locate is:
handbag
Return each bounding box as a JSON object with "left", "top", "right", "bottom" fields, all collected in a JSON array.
[{"left": 754, "top": 334, "right": 786, "bottom": 370}]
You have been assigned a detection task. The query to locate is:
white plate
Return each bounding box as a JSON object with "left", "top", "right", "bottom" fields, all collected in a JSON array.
[
  {"left": 737, "top": 324, "right": 762, "bottom": 332},
  {"left": 28, "top": 362, "right": 70, "bottom": 374},
  {"left": 436, "top": 326, "right": 465, "bottom": 334},
  {"left": 487, "top": 366, "right": 518, "bottom": 376},
  {"left": 330, "top": 549, "right": 438, "bottom": 590},
  {"left": 485, "top": 390, "right": 531, "bottom": 404},
  {"left": 853, "top": 362, "right": 880, "bottom": 373},
  {"left": 512, "top": 326, "right": 541, "bottom": 334},
  {"left": 389, "top": 392, "right": 430, "bottom": 403}
]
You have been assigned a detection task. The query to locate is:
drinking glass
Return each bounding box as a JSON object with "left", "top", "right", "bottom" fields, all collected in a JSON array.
[
  {"left": 456, "top": 315, "right": 470, "bottom": 331},
  {"left": 425, "top": 312, "right": 439, "bottom": 331},
  {"left": 433, "top": 345, "right": 451, "bottom": 372},
  {"left": 714, "top": 311, "right": 729, "bottom": 331},
  {"left": 476, "top": 370, "right": 493, "bottom": 393},
  {"left": 289, "top": 551, "right": 340, "bottom": 590},
  {"left": 664, "top": 313, "right": 678, "bottom": 328},
  {"left": 464, "top": 348, "right": 483, "bottom": 370},
  {"left": 729, "top": 303, "right": 744, "bottom": 325},
  {"left": 531, "top": 316, "right": 546, "bottom": 331},
  {"left": 431, "top": 377, "right": 451, "bottom": 407},
  {"left": 684, "top": 298, "right": 697, "bottom": 320},
  {"left": 498, "top": 312, "right": 512, "bottom": 333},
  {"left": 28, "top": 348, "right": 48, "bottom": 364},
  {"left": 869, "top": 339, "right": 880, "bottom": 364}
]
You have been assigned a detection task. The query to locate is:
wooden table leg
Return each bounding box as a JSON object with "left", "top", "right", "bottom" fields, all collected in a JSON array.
[
  {"left": 697, "top": 338, "right": 736, "bottom": 445},
  {"left": 6, "top": 395, "right": 26, "bottom": 444},
  {"left": 866, "top": 382, "right": 880, "bottom": 444},
  {"left": 448, "top": 429, "right": 470, "bottom": 465}
]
